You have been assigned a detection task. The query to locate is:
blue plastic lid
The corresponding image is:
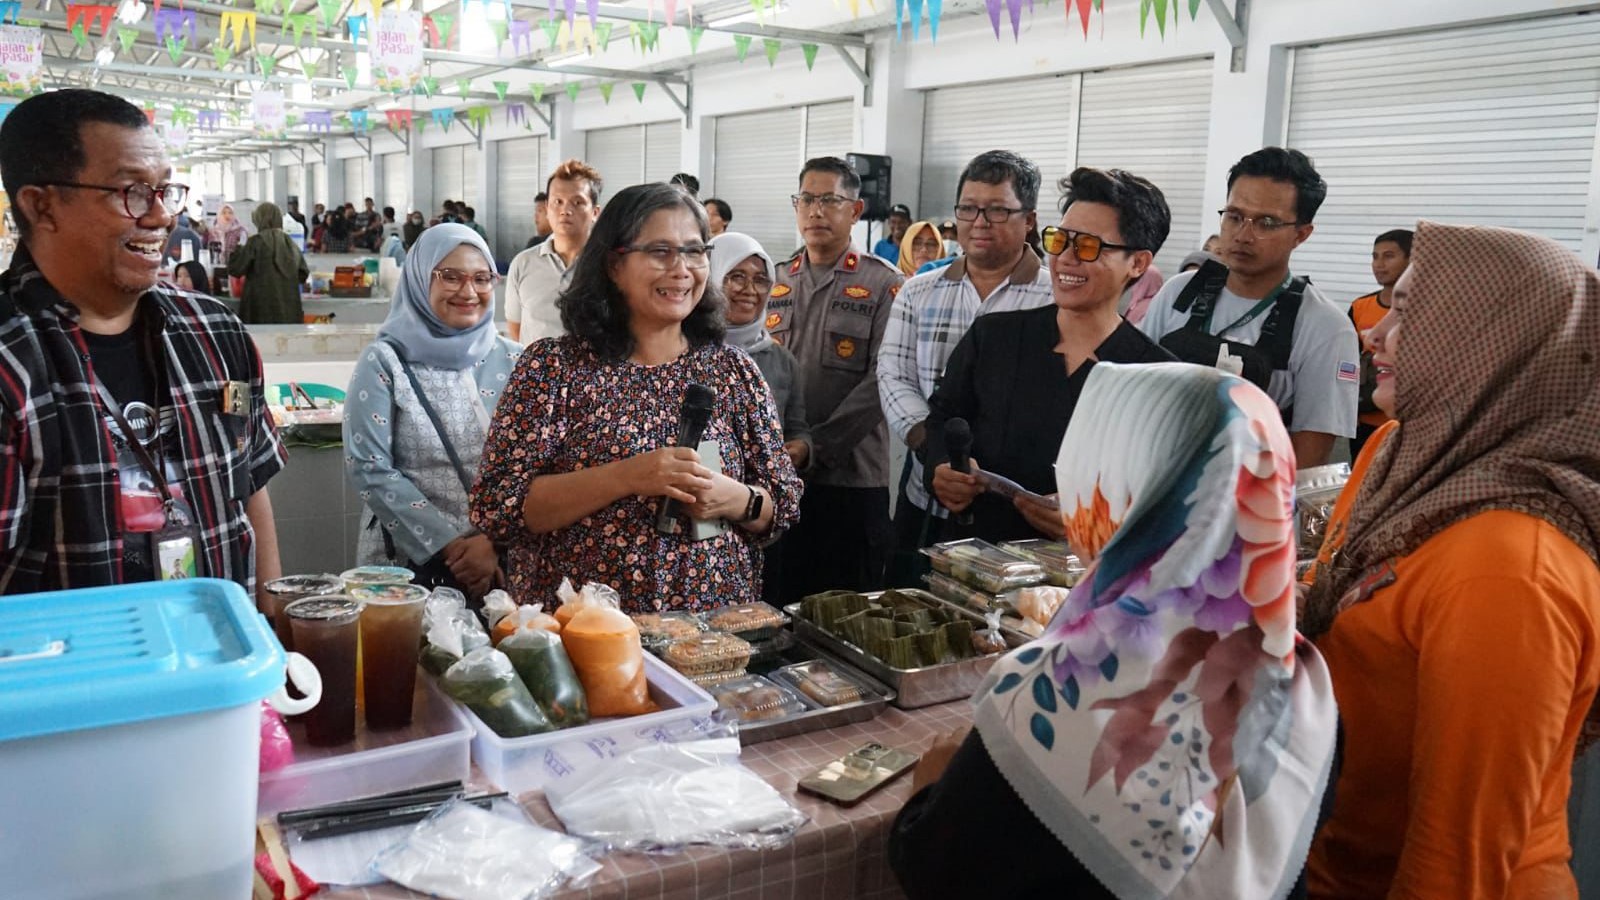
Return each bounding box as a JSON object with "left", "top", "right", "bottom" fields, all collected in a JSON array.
[{"left": 0, "top": 579, "right": 285, "bottom": 742}]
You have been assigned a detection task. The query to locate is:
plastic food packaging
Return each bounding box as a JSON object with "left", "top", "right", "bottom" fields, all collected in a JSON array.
[
  {"left": 258, "top": 701, "right": 296, "bottom": 773},
  {"left": 999, "top": 539, "right": 1087, "bottom": 587},
  {"left": 705, "top": 675, "right": 808, "bottom": 723},
  {"left": 481, "top": 589, "right": 518, "bottom": 632},
  {"left": 1295, "top": 463, "right": 1352, "bottom": 559},
  {"left": 773, "top": 660, "right": 865, "bottom": 708},
  {"left": 632, "top": 611, "right": 705, "bottom": 648},
  {"left": 543, "top": 734, "right": 807, "bottom": 852},
  {"left": 421, "top": 606, "right": 491, "bottom": 677},
  {"left": 700, "top": 602, "right": 788, "bottom": 641},
  {"left": 559, "top": 585, "right": 655, "bottom": 717},
  {"left": 921, "top": 539, "right": 1046, "bottom": 593},
  {"left": 372, "top": 798, "right": 599, "bottom": 900},
  {"left": 340, "top": 565, "right": 415, "bottom": 593},
  {"left": 441, "top": 647, "right": 554, "bottom": 738},
  {"left": 1012, "top": 584, "right": 1071, "bottom": 632},
  {"left": 972, "top": 610, "right": 1008, "bottom": 655},
  {"left": 552, "top": 577, "right": 617, "bottom": 629},
  {"left": 923, "top": 570, "right": 1015, "bottom": 613},
  {"left": 660, "top": 632, "right": 754, "bottom": 678},
  {"left": 499, "top": 628, "right": 589, "bottom": 729},
  {"left": 492, "top": 604, "right": 562, "bottom": 646},
  {"left": 686, "top": 669, "right": 751, "bottom": 689}
]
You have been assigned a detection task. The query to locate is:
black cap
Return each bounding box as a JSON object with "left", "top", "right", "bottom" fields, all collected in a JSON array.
[{"left": 889, "top": 203, "right": 911, "bottom": 218}]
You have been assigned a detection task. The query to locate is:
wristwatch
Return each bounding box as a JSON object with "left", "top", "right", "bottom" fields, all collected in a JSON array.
[{"left": 738, "top": 485, "right": 764, "bottom": 523}]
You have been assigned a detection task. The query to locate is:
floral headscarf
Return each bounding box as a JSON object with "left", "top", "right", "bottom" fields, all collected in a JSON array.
[{"left": 971, "top": 361, "right": 1337, "bottom": 899}]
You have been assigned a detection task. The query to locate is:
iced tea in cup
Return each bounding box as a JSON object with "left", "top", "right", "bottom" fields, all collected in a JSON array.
[
  {"left": 352, "top": 583, "right": 430, "bottom": 730},
  {"left": 262, "top": 574, "right": 343, "bottom": 653},
  {"left": 285, "top": 596, "right": 362, "bottom": 746}
]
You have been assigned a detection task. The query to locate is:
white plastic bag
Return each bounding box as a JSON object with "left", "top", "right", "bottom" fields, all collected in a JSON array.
[
  {"left": 372, "top": 799, "right": 598, "bottom": 900},
  {"left": 543, "top": 734, "right": 806, "bottom": 852}
]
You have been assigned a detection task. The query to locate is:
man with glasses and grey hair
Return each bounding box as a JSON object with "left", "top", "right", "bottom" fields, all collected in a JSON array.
[
  {"left": 769, "top": 155, "right": 904, "bottom": 600},
  {"left": 877, "top": 150, "right": 1054, "bottom": 583},
  {"left": 0, "top": 89, "right": 286, "bottom": 600},
  {"left": 1137, "top": 146, "right": 1358, "bottom": 467}
]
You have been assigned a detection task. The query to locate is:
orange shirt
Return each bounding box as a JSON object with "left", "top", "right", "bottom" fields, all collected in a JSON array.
[
  {"left": 1307, "top": 508, "right": 1600, "bottom": 899},
  {"left": 1350, "top": 292, "right": 1391, "bottom": 429}
]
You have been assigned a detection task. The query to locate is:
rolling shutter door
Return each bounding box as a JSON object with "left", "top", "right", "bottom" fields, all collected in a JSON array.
[
  {"left": 1077, "top": 58, "right": 1215, "bottom": 276},
  {"left": 585, "top": 125, "right": 645, "bottom": 191},
  {"left": 919, "top": 76, "right": 1078, "bottom": 225},
  {"left": 432, "top": 146, "right": 465, "bottom": 207},
  {"left": 714, "top": 107, "right": 803, "bottom": 261},
  {"left": 495, "top": 135, "right": 545, "bottom": 262},
  {"left": 462, "top": 147, "right": 481, "bottom": 209},
  {"left": 643, "top": 121, "right": 682, "bottom": 183},
  {"left": 1287, "top": 13, "right": 1600, "bottom": 301},
  {"left": 380, "top": 152, "right": 408, "bottom": 214},
  {"left": 803, "top": 101, "right": 854, "bottom": 162}
]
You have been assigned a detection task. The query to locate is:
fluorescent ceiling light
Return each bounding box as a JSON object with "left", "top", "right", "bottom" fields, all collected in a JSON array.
[{"left": 546, "top": 51, "right": 592, "bottom": 66}]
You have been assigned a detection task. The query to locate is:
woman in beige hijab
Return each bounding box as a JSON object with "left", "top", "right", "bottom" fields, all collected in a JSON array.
[
  {"left": 1303, "top": 221, "right": 1600, "bottom": 898},
  {"left": 227, "top": 202, "right": 308, "bottom": 324}
]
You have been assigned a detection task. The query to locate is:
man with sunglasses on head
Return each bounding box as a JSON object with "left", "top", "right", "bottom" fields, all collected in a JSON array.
[
  {"left": 0, "top": 89, "right": 286, "bottom": 602},
  {"left": 769, "top": 156, "right": 904, "bottom": 600},
  {"left": 878, "top": 150, "right": 1054, "bottom": 580},
  {"left": 924, "top": 167, "right": 1175, "bottom": 543},
  {"left": 1137, "top": 147, "right": 1358, "bottom": 467}
]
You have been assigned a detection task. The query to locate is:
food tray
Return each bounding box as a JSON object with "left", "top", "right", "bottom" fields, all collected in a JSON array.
[
  {"left": 632, "top": 611, "right": 706, "bottom": 649},
  {"left": 918, "top": 575, "right": 1036, "bottom": 648},
  {"left": 921, "top": 538, "right": 1046, "bottom": 593},
  {"left": 659, "top": 631, "right": 753, "bottom": 677},
  {"left": 785, "top": 589, "right": 1002, "bottom": 709},
  {"left": 999, "top": 539, "right": 1086, "bottom": 587},
  {"left": 705, "top": 675, "right": 810, "bottom": 724},
  {"left": 736, "top": 645, "right": 895, "bottom": 745},
  {"left": 257, "top": 676, "right": 473, "bottom": 816},
  {"left": 699, "top": 601, "right": 789, "bottom": 642},
  {"left": 455, "top": 653, "right": 716, "bottom": 794},
  {"left": 923, "top": 569, "right": 1018, "bottom": 613}
]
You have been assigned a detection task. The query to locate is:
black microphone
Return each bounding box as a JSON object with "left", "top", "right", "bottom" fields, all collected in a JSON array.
[
  {"left": 655, "top": 382, "right": 717, "bottom": 535},
  {"left": 945, "top": 417, "right": 974, "bottom": 526}
]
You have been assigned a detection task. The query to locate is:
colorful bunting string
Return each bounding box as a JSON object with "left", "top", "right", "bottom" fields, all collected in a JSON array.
[
  {"left": 686, "top": 26, "right": 704, "bottom": 52},
  {"left": 505, "top": 102, "right": 524, "bottom": 126},
  {"left": 346, "top": 14, "right": 367, "bottom": 49},
  {"left": 213, "top": 44, "right": 233, "bottom": 68},
  {"left": 457, "top": 77, "right": 472, "bottom": 97},
  {"left": 350, "top": 108, "right": 370, "bottom": 132},
  {"left": 0, "top": 2, "right": 19, "bottom": 24},
  {"left": 316, "top": 0, "right": 340, "bottom": 28},
  {"left": 564, "top": 82, "right": 579, "bottom": 102},
  {"left": 117, "top": 25, "right": 138, "bottom": 53},
  {"left": 433, "top": 13, "right": 455, "bottom": 45},
  {"left": 431, "top": 107, "right": 454, "bottom": 131},
  {"left": 531, "top": 83, "right": 547, "bottom": 104},
  {"left": 466, "top": 105, "right": 490, "bottom": 127},
  {"left": 763, "top": 37, "right": 780, "bottom": 65},
  {"left": 304, "top": 109, "right": 333, "bottom": 132},
  {"left": 801, "top": 42, "right": 818, "bottom": 69},
  {"left": 540, "top": 19, "right": 560, "bottom": 49},
  {"left": 731, "top": 33, "right": 750, "bottom": 62},
  {"left": 384, "top": 108, "right": 412, "bottom": 131},
  {"left": 220, "top": 10, "right": 256, "bottom": 51},
  {"left": 595, "top": 21, "right": 613, "bottom": 51},
  {"left": 631, "top": 82, "right": 646, "bottom": 102},
  {"left": 256, "top": 52, "right": 276, "bottom": 78},
  {"left": 164, "top": 35, "right": 185, "bottom": 63},
  {"left": 510, "top": 19, "right": 533, "bottom": 55},
  {"left": 492, "top": 80, "right": 509, "bottom": 101},
  {"left": 342, "top": 65, "right": 358, "bottom": 89},
  {"left": 598, "top": 82, "right": 613, "bottom": 103}
]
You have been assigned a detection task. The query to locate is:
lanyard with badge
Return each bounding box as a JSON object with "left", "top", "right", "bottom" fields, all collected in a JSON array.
[
  {"left": 1205, "top": 272, "right": 1294, "bottom": 336},
  {"left": 93, "top": 325, "right": 201, "bottom": 580}
]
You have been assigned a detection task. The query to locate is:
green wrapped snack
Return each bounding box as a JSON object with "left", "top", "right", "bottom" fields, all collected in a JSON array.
[
  {"left": 499, "top": 628, "right": 590, "bottom": 729},
  {"left": 442, "top": 647, "right": 554, "bottom": 737}
]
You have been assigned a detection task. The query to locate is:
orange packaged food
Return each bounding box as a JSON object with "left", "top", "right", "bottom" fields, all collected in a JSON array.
[
  {"left": 560, "top": 604, "right": 656, "bottom": 717},
  {"left": 491, "top": 604, "right": 561, "bottom": 645}
]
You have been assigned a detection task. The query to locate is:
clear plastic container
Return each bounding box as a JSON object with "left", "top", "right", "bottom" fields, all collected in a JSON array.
[
  {"left": 349, "top": 583, "right": 432, "bottom": 606},
  {"left": 999, "top": 539, "right": 1087, "bottom": 587},
  {"left": 631, "top": 611, "right": 706, "bottom": 648},
  {"left": 660, "top": 632, "right": 753, "bottom": 677},
  {"left": 457, "top": 654, "right": 717, "bottom": 794},
  {"left": 923, "top": 570, "right": 1015, "bottom": 613},
  {"left": 921, "top": 538, "right": 1046, "bottom": 593},
  {"left": 340, "top": 565, "right": 415, "bottom": 593},
  {"left": 770, "top": 660, "right": 866, "bottom": 708},
  {"left": 687, "top": 668, "right": 751, "bottom": 689},
  {"left": 706, "top": 675, "right": 809, "bottom": 723},
  {"left": 700, "top": 601, "right": 789, "bottom": 641}
]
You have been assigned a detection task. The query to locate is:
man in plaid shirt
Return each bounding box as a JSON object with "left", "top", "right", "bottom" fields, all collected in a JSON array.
[
  {"left": 0, "top": 89, "right": 285, "bottom": 601},
  {"left": 877, "top": 151, "right": 1053, "bottom": 584}
]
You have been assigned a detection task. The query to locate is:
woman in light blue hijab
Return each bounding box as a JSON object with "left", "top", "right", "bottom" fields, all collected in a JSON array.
[{"left": 344, "top": 224, "right": 521, "bottom": 600}]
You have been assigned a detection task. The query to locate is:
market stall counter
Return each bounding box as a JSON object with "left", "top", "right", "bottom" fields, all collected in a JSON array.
[{"left": 319, "top": 698, "right": 969, "bottom": 900}]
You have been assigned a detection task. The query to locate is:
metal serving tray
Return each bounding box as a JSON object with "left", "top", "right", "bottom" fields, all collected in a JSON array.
[
  {"left": 734, "top": 645, "right": 895, "bottom": 745},
  {"left": 784, "top": 589, "right": 1002, "bottom": 709}
]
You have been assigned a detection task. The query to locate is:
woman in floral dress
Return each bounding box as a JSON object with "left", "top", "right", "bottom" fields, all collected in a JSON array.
[{"left": 469, "top": 183, "right": 802, "bottom": 613}]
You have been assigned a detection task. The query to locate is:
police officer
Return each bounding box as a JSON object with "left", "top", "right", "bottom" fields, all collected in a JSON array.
[
  {"left": 768, "top": 156, "right": 904, "bottom": 600},
  {"left": 1138, "top": 147, "right": 1358, "bottom": 468}
]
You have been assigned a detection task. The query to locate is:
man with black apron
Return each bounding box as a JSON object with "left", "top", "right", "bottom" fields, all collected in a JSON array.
[{"left": 1138, "top": 147, "right": 1358, "bottom": 468}]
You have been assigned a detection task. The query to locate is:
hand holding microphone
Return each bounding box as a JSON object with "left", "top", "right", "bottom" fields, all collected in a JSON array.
[{"left": 931, "top": 417, "right": 982, "bottom": 524}]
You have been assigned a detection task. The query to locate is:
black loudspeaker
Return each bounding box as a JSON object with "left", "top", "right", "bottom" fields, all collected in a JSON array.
[{"left": 847, "top": 152, "right": 893, "bottom": 221}]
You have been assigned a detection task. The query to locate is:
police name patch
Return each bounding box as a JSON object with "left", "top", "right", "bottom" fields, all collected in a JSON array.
[{"left": 1337, "top": 360, "right": 1359, "bottom": 383}]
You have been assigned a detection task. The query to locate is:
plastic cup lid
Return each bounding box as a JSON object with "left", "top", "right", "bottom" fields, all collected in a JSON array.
[
  {"left": 350, "top": 583, "right": 431, "bottom": 606},
  {"left": 339, "top": 565, "right": 415, "bottom": 585},
  {"left": 265, "top": 573, "right": 344, "bottom": 596},
  {"left": 284, "top": 595, "right": 362, "bottom": 622}
]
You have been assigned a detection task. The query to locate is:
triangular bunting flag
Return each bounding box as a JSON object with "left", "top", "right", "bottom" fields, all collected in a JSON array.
[
  {"left": 117, "top": 25, "right": 137, "bottom": 53},
  {"left": 687, "top": 26, "right": 704, "bottom": 52},
  {"left": 285, "top": 113, "right": 299, "bottom": 129},
  {"left": 510, "top": 19, "right": 533, "bottom": 55},
  {"left": 598, "top": 82, "right": 613, "bottom": 103},
  {"left": 434, "top": 13, "right": 455, "bottom": 45},
  {"left": 0, "top": 2, "right": 19, "bottom": 25},
  {"left": 1005, "top": 0, "right": 1023, "bottom": 39},
  {"left": 165, "top": 35, "right": 185, "bottom": 63},
  {"left": 492, "top": 80, "right": 508, "bottom": 101},
  {"left": 595, "top": 21, "right": 613, "bottom": 51},
  {"left": 219, "top": 10, "right": 257, "bottom": 50},
  {"left": 1188, "top": 0, "right": 1201, "bottom": 16},
  {"left": 316, "top": 0, "right": 340, "bottom": 28},
  {"left": 531, "top": 83, "right": 546, "bottom": 104},
  {"left": 467, "top": 105, "right": 490, "bottom": 127},
  {"left": 631, "top": 82, "right": 646, "bottom": 102},
  {"left": 421, "top": 14, "right": 439, "bottom": 47},
  {"left": 457, "top": 77, "right": 472, "bottom": 97},
  {"left": 541, "top": 19, "right": 560, "bottom": 49},
  {"left": 1154, "top": 0, "right": 1169, "bottom": 36},
  {"left": 385, "top": 108, "right": 412, "bottom": 131},
  {"left": 256, "top": 53, "right": 276, "bottom": 78},
  {"left": 70, "top": 22, "right": 88, "bottom": 49},
  {"left": 347, "top": 14, "right": 367, "bottom": 48},
  {"left": 928, "top": 0, "right": 943, "bottom": 40},
  {"left": 505, "top": 102, "right": 524, "bottom": 126},
  {"left": 350, "top": 109, "right": 370, "bottom": 132},
  {"left": 282, "top": 12, "right": 315, "bottom": 46},
  {"left": 564, "top": 82, "right": 579, "bottom": 102},
  {"left": 763, "top": 37, "right": 780, "bottom": 65},
  {"left": 213, "top": 44, "right": 233, "bottom": 69},
  {"left": 731, "top": 33, "right": 750, "bottom": 62},
  {"left": 801, "top": 42, "right": 818, "bottom": 68},
  {"left": 1070, "top": 0, "right": 1091, "bottom": 36},
  {"left": 431, "top": 107, "right": 453, "bottom": 131},
  {"left": 253, "top": 0, "right": 280, "bottom": 16},
  {"left": 422, "top": 75, "right": 440, "bottom": 96},
  {"left": 343, "top": 65, "right": 358, "bottom": 89},
  {"left": 301, "top": 59, "right": 317, "bottom": 81},
  {"left": 489, "top": 18, "right": 508, "bottom": 46}
]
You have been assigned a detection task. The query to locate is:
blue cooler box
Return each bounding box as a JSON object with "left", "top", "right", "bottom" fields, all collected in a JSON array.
[{"left": 0, "top": 579, "right": 285, "bottom": 899}]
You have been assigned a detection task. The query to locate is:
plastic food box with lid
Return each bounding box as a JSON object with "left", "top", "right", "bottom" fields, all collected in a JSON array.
[
  {"left": 457, "top": 653, "right": 716, "bottom": 794},
  {"left": 0, "top": 579, "right": 285, "bottom": 900},
  {"left": 921, "top": 538, "right": 1047, "bottom": 593}
]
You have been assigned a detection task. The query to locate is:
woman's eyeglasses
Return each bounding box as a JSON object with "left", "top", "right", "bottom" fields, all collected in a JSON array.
[
  {"left": 40, "top": 181, "right": 189, "bottom": 219},
  {"left": 616, "top": 243, "right": 710, "bottom": 270},
  {"left": 723, "top": 271, "right": 773, "bottom": 292},
  {"left": 432, "top": 268, "right": 498, "bottom": 292},
  {"left": 1040, "top": 226, "right": 1136, "bottom": 262}
]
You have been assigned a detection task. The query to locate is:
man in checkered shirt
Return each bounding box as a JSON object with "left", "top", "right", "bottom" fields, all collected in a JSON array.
[{"left": 0, "top": 89, "right": 286, "bottom": 601}]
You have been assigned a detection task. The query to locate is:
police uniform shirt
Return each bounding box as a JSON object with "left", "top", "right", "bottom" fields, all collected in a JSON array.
[
  {"left": 1137, "top": 269, "right": 1360, "bottom": 438},
  {"left": 769, "top": 244, "right": 903, "bottom": 488}
]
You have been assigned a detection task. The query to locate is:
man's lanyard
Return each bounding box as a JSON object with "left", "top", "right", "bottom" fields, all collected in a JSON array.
[
  {"left": 1205, "top": 272, "right": 1294, "bottom": 336},
  {"left": 91, "top": 322, "right": 186, "bottom": 526}
]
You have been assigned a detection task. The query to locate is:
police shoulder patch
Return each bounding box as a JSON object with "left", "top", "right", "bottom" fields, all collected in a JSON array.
[
  {"left": 765, "top": 312, "right": 782, "bottom": 329},
  {"left": 770, "top": 283, "right": 792, "bottom": 299},
  {"left": 843, "top": 285, "right": 871, "bottom": 299}
]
